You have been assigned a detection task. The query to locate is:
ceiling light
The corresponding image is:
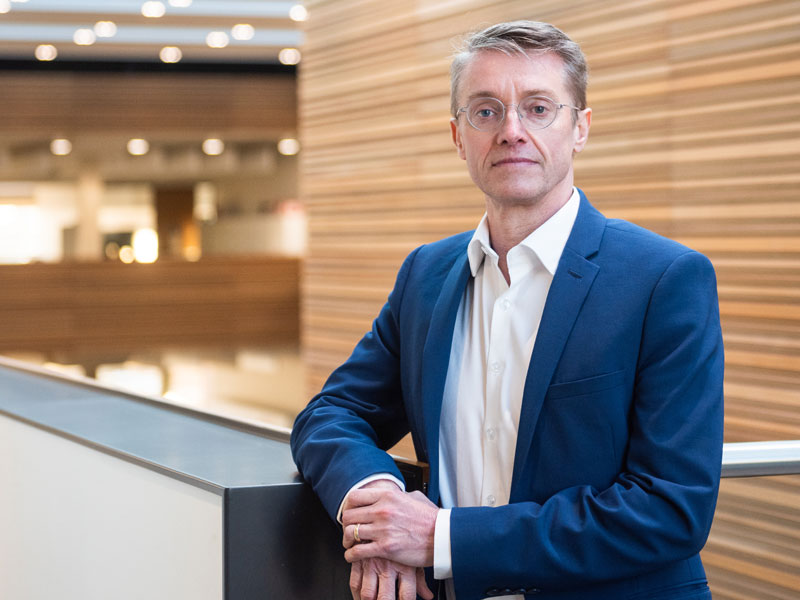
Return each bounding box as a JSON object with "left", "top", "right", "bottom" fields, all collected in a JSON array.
[
  {"left": 231, "top": 24, "right": 255, "bottom": 41},
  {"left": 50, "top": 139, "right": 72, "bottom": 156},
  {"left": 159, "top": 46, "right": 182, "bottom": 63},
  {"left": 202, "top": 139, "right": 224, "bottom": 156},
  {"left": 278, "top": 48, "right": 301, "bottom": 65},
  {"left": 127, "top": 139, "right": 150, "bottom": 156},
  {"left": 132, "top": 228, "right": 159, "bottom": 264},
  {"left": 0, "top": 2, "right": 10, "bottom": 15},
  {"left": 277, "top": 138, "right": 300, "bottom": 156},
  {"left": 35, "top": 44, "right": 58, "bottom": 62},
  {"left": 141, "top": 1, "right": 166, "bottom": 18},
  {"left": 289, "top": 4, "right": 308, "bottom": 22},
  {"left": 94, "top": 21, "right": 117, "bottom": 38},
  {"left": 206, "top": 31, "right": 229, "bottom": 49},
  {"left": 10, "top": 0, "right": 30, "bottom": 3},
  {"left": 168, "top": 0, "right": 192, "bottom": 6},
  {"left": 74, "top": 29, "right": 97, "bottom": 46}
]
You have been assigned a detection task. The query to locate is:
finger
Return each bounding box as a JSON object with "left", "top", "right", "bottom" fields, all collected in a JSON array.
[
  {"left": 377, "top": 567, "right": 396, "bottom": 600},
  {"left": 341, "top": 505, "right": 378, "bottom": 526},
  {"left": 343, "top": 524, "right": 355, "bottom": 549},
  {"left": 416, "top": 567, "right": 434, "bottom": 600},
  {"left": 343, "top": 523, "right": 372, "bottom": 548},
  {"left": 397, "top": 565, "right": 417, "bottom": 600},
  {"left": 349, "top": 561, "right": 362, "bottom": 600},
  {"left": 359, "top": 560, "right": 378, "bottom": 600},
  {"left": 346, "top": 488, "right": 387, "bottom": 508},
  {"left": 345, "top": 542, "right": 381, "bottom": 563}
]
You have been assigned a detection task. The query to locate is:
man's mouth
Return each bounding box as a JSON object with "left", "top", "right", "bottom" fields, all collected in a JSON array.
[{"left": 492, "top": 157, "right": 538, "bottom": 166}]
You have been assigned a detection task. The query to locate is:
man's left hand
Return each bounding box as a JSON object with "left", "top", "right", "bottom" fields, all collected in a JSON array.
[{"left": 341, "top": 487, "right": 438, "bottom": 567}]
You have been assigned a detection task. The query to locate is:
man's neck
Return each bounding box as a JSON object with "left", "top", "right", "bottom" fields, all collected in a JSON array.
[{"left": 486, "top": 187, "right": 574, "bottom": 284}]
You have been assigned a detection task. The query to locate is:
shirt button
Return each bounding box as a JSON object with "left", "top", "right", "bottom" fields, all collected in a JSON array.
[
  {"left": 486, "top": 494, "right": 496, "bottom": 506},
  {"left": 490, "top": 362, "right": 502, "bottom": 374},
  {"left": 486, "top": 427, "right": 496, "bottom": 441},
  {"left": 501, "top": 298, "right": 512, "bottom": 311}
]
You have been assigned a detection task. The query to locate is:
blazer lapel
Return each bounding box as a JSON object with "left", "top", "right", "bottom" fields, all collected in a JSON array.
[
  {"left": 510, "top": 193, "right": 605, "bottom": 498},
  {"left": 421, "top": 252, "right": 471, "bottom": 503}
]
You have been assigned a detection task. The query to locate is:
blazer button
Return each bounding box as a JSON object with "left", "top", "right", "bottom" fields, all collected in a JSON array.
[
  {"left": 525, "top": 588, "right": 542, "bottom": 594},
  {"left": 485, "top": 588, "right": 499, "bottom": 597}
]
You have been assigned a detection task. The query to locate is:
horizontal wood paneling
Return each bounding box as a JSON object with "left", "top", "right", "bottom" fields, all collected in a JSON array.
[
  {"left": 300, "top": 1, "right": 800, "bottom": 596},
  {"left": 0, "top": 72, "right": 296, "bottom": 139},
  {"left": 0, "top": 258, "right": 299, "bottom": 360}
]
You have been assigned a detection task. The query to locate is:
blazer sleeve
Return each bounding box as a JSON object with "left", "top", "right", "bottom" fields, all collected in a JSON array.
[
  {"left": 290, "top": 246, "right": 422, "bottom": 521},
  {"left": 449, "top": 250, "right": 725, "bottom": 598}
]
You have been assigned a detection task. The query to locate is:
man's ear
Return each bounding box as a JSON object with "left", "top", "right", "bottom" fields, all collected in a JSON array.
[
  {"left": 573, "top": 107, "right": 591, "bottom": 154},
  {"left": 450, "top": 118, "right": 466, "bottom": 160}
]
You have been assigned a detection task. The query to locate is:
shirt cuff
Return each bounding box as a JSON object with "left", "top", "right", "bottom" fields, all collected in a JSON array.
[
  {"left": 433, "top": 508, "right": 453, "bottom": 580},
  {"left": 336, "top": 473, "right": 405, "bottom": 523}
]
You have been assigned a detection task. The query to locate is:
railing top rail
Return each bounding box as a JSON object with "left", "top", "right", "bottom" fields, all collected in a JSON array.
[{"left": 722, "top": 440, "right": 800, "bottom": 478}]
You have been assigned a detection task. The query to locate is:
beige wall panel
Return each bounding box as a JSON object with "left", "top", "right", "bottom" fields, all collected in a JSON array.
[{"left": 300, "top": 2, "right": 800, "bottom": 596}]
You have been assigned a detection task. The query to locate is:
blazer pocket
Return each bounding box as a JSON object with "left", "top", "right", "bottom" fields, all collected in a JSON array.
[{"left": 547, "top": 369, "right": 626, "bottom": 400}]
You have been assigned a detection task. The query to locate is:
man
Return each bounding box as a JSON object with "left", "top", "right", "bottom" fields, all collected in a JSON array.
[{"left": 291, "top": 20, "right": 724, "bottom": 600}]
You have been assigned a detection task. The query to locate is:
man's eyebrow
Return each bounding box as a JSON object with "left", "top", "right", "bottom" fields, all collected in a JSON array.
[{"left": 465, "top": 89, "right": 558, "bottom": 101}]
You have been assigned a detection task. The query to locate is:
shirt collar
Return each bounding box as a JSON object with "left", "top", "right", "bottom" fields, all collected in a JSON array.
[{"left": 467, "top": 187, "right": 580, "bottom": 277}]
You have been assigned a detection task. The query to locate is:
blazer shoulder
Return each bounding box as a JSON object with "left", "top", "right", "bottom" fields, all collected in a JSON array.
[
  {"left": 602, "top": 218, "right": 711, "bottom": 263},
  {"left": 409, "top": 230, "right": 472, "bottom": 270}
]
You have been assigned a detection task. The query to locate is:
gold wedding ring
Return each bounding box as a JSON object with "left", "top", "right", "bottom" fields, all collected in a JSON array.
[{"left": 354, "top": 523, "right": 362, "bottom": 543}]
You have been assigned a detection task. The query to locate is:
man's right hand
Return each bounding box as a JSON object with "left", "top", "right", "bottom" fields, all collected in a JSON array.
[{"left": 350, "top": 557, "right": 433, "bottom": 600}]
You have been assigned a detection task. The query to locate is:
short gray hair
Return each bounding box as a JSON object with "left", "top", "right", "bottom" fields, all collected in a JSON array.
[{"left": 450, "top": 21, "right": 588, "bottom": 117}]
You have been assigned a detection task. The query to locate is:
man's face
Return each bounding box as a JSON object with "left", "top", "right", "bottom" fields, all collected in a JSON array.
[{"left": 450, "top": 50, "right": 590, "bottom": 210}]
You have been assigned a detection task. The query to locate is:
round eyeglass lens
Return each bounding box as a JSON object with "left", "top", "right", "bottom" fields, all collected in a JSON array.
[
  {"left": 465, "top": 98, "right": 504, "bottom": 131},
  {"left": 518, "top": 96, "right": 558, "bottom": 128}
]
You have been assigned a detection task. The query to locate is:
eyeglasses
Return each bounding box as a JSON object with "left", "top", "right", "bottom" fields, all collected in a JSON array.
[{"left": 456, "top": 95, "right": 580, "bottom": 132}]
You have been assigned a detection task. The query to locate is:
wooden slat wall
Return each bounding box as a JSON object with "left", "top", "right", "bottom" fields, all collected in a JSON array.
[
  {"left": 0, "top": 257, "right": 299, "bottom": 360},
  {"left": 299, "top": 1, "right": 800, "bottom": 597},
  {"left": 0, "top": 71, "right": 296, "bottom": 138}
]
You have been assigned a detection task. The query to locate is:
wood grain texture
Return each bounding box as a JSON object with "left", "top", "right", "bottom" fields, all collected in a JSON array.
[
  {"left": 299, "top": 1, "right": 800, "bottom": 596},
  {"left": 0, "top": 258, "right": 299, "bottom": 360}
]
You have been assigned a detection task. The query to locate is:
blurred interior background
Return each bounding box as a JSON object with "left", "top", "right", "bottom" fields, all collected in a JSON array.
[{"left": 0, "top": 2, "right": 799, "bottom": 597}]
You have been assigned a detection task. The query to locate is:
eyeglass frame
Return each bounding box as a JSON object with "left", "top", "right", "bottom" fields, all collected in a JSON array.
[{"left": 455, "top": 95, "right": 582, "bottom": 132}]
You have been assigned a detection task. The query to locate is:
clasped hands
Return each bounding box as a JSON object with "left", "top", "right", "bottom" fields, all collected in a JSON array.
[{"left": 341, "top": 480, "right": 438, "bottom": 600}]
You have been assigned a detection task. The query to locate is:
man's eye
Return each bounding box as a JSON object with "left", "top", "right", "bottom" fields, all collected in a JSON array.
[{"left": 476, "top": 108, "right": 495, "bottom": 118}]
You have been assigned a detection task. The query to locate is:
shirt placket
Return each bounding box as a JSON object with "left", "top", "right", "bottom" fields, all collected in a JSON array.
[{"left": 481, "top": 263, "right": 512, "bottom": 508}]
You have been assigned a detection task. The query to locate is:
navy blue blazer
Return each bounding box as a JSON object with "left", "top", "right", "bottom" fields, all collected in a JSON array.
[{"left": 291, "top": 191, "right": 724, "bottom": 600}]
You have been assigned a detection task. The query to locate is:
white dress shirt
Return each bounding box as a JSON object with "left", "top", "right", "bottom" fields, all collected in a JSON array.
[{"left": 435, "top": 189, "right": 580, "bottom": 599}]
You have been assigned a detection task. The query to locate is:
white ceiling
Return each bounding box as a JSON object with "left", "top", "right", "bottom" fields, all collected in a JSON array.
[{"left": 0, "top": 0, "right": 304, "bottom": 63}]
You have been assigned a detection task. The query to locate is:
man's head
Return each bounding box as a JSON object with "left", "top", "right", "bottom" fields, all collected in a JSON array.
[
  {"left": 448, "top": 21, "right": 592, "bottom": 213},
  {"left": 450, "top": 21, "right": 588, "bottom": 117}
]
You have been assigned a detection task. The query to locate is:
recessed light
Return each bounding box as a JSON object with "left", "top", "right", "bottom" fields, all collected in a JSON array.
[
  {"left": 74, "top": 28, "right": 97, "bottom": 46},
  {"left": 277, "top": 138, "right": 300, "bottom": 156},
  {"left": 206, "top": 31, "right": 229, "bottom": 49},
  {"left": 94, "top": 21, "right": 118, "bottom": 38},
  {"left": 231, "top": 24, "right": 255, "bottom": 41},
  {"left": 278, "top": 48, "right": 301, "bottom": 65},
  {"left": 50, "top": 139, "right": 72, "bottom": 156},
  {"left": 202, "top": 138, "right": 225, "bottom": 156},
  {"left": 289, "top": 5, "right": 308, "bottom": 22},
  {"left": 0, "top": 1, "right": 10, "bottom": 15},
  {"left": 127, "top": 139, "right": 150, "bottom": 156},
  {"left": 160, "top": 46, "right": 182, "bottom": 63},
  {"left": 35, "top": 45, "right": 58, "bottom": 61},
  {"left": 141, "top": 1, "right": 166, "bottom": 18}
]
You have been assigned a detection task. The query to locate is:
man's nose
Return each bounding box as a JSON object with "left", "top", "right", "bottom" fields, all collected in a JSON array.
[{"left": 497, "top": 106, "right": 528, "bottom": 142}]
